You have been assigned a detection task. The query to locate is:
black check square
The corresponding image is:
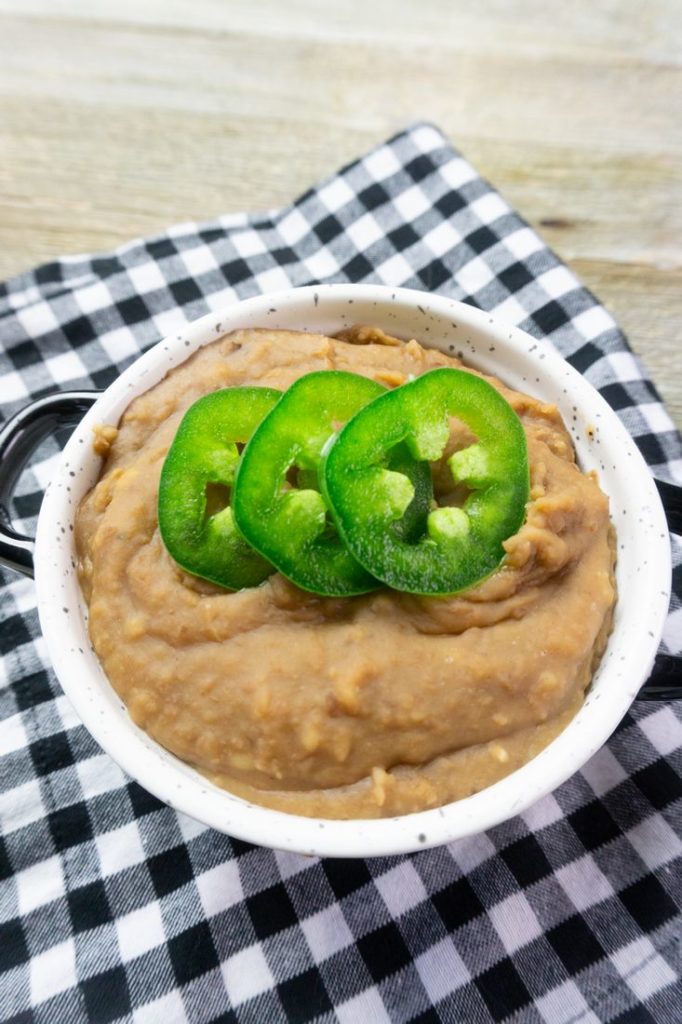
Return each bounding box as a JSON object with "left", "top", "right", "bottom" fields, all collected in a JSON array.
[
  {"left": 569, "top": 801, "right": 622, "bottom": 850},
  {"left": 0, "top": 837, "right": 11, "bottom": 882},
  {"left": 117, "top": 295, "right": 152, "bottom": 325},
  {"left": 435, "top": 190, "right": 466, "bottom": 218},
  {"left": 145, "top": 239, "right": 176, "bottom": 261},
  {"left": 548, "top": 915, "right": 606, "bottom": 974},
  {"left": 29, "top": 732, "right": 74, "bottom": 775},
  {"left": 501, "top": 835, "right": 554, "bottom": 888},
  {"left": 570, "top": 341, "right": 605, "bottom": 374},
  {"left": 35, "top": 262, "right": 63, "bottom": 284},
  {"left": 271, "top": 246, "right": 298, "bottom": 266},
  {"left": 47, "top": 803, "right": 93, "bottom": 852},
  {"left": 0, "top": 920, "right": 29, "bottom": 972},
  {"left": 432, "top": 878, "right": 484, "bottom": 931},
  {"left": 68, "top": 880, "right": 112, "bottom": 934},
  {"left": 498, "top": 261, "right": 534, "bottom": 293},
  {"left": 388, "top": 224, "right": 421, "bottom": 251},
  {"left": 7, "top": 339, "right": 43, "bottom": 371},
  {"left": 343, "top": 252, "right": 374, "bottom": 280},
  {"left": 81, "top": 967, "right": 131, "bottom": 1023},
  {"left": 475, "top": 959, "right": 532, "bottom": 1021},
  {"left": 531, "top": 299, "right": 570, "bottom": 335},
  {"left": 465, "top": 225, "right": 498, "bottom": 254},
  {"left": 405, "top": 154, "right": 437, "bottom": 182},
  {"left": 277, "top": 967, "right": 334, "bottom": 1022},
  {"left": 323, "top": 859, "right": 372, "bottom": 899},
  {"left": 359, "top": 183, "right": 390, "bottom": 210},
  {"left": 612, "top": 1007, "right": 659, "bottom": 1024},
  {"left": 13, "top": 669, "right": 54, "bottom": 712},
  {"left": 418, "top": 259, "right": 452, "bottom": 290},
  {"left": 633, "top": 759, "right": 682, "bottom": 811},
  {"left": 620, "top": 875, "right": 678, "bottom": 932},
  {"left": 314, "top": 214, "right": 344, "bottom": 244},
  {"left": 357, "top": 922, "right": 412, "bottom": 983},
  {"left": 127, "top": 781, "right": 165, "bottom": 818},
  {"left": 220, "top": 257, "right": 251, "bottom": 286},
  {"left": 147, "top": 845, "right": 194, "bottom": 897},
  {"left": 169, "top": 277, "right": 203, "bottom": 307},
  {"left": 62, "top": 315, "right": 98, "bottom": 348},
  {"left": 0, "top": 613, "right": 34, "bottom": 654},
  {"left": 247, "top": 882, "right": 298, "bottom": 940},
  {"left": 168, "top": 921, "right": 219, "bottom": 985}
]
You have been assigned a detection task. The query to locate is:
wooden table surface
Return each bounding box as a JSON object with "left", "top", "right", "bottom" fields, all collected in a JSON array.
[{"left": 1, "top": 0, "right": 680, "bottom": 426}]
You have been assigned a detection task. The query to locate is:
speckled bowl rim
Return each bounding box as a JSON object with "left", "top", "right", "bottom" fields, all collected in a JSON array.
[{"left": 34, "top": 284, "right": 671, "bottom": 857}]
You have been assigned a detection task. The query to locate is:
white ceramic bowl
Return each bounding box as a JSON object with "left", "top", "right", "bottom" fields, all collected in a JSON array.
[{"left": 31, "top": 284, "right": 671, "bottom": 857}]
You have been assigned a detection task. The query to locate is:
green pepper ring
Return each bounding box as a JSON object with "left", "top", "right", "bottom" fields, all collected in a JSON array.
[
  {"left": 158, "top": 386, "right": 281, "bottom": 590},
  {"left": 321, "top": 367, "right": 530, "bottom": 595},
  {"left": 232, "top": 370, "right": 434, "bottom": 597}
]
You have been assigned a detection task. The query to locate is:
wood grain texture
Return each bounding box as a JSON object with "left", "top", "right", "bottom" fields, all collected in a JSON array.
[{"left": 0, "top": 0, "right": 680, "bottom": 425}]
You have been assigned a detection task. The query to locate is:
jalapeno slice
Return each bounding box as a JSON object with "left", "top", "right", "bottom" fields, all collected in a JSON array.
[
  {"left": 322, "top": 367, "right": 530, "bottom": 595},
  {"left": 232, "top": 371, "right": 433, "bottom": 596},
  {"left": 158, "top": 387, "right": 280, "bottom": 590}
]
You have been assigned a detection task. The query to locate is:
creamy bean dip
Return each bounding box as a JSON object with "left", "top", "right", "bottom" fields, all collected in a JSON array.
[{"left": 76, "top": 327, "right": 616, "bottom": 818}]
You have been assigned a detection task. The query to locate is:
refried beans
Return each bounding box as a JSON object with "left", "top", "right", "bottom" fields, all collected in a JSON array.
[{"left": 75, "top": 327, "right": 616, "bottom": 818}]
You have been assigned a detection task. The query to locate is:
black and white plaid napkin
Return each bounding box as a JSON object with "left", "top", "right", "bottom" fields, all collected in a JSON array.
[{"left": 1, "top": 123, "right": 680, "bottom": 1024}]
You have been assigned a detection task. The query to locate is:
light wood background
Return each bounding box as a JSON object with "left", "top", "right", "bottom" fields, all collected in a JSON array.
[{"left": 1, "top": 0, "right": 680, "bottom": 426}]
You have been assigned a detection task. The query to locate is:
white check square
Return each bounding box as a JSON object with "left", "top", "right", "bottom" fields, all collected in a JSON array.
[
  {"left": 440, "top": 157, "right": 477, "bottom": 190},
  {"left": 423, "top": 221, "right": 461, "bottom": 257},
  {"left": 337, "top": 989, "right": 392, "bottom": 1024},
  {"left": 394, "top": 185, "right": 432, "bottom": 222},
  {"left": 612, "top": 936, "right": 677, "bottom": 1001},
  {"left": 0, "top": 779, "right": 45, "bottom": 834},
  {"left": 415, "top": 937, "right": 469, "bottom": 1002},
  {"left": 116, "top": 902, "right": 165, "bottom": 963},
  {"left": 536, "top": 266, "right": 577, "bottom": 300},
  {"left": 470, "top": 192, "right": 509, "bottom": 225},
  {"left": 536, "top": 980, "right": 598, "bottom": 1024},
  {"left": 95, "top": 821, "right": 146, "bottom": 877},
  {"left": 345, "top": 213, "right": 385, "bottom": 251},
  {"left": 363, "top": 147, "right": 401, "bottom": 181},
  {"left": 579, "top": 745, "right": 628, "bottom": 798},
  {"left": 301, "top": 903, "right": 354, "bottom": 963},
  {"left": 626, "top": 814, "right": 682, "bottom": 872},
  {"left": 133, "top": 991, "right": 188, "bottom": 1024},
  {"left": 221, "top": 944, "right": 274, "bottom": 1006},
  {"left": 456, "top": 256, "right": 494, "bottom": 294},
  {"left": 16, "top": 300, "right": 60, "bottom": 338},
  {"left": 304, "top": 248, "right": 340, "bottom": 279},
  {"left": 318, "top": 178, "right": 355, "bottom": 213},
  {"left": 195, "top": 860, "right": 244, "bottom": 918},
  {"left": 16, "top": 855, "right": 65, "bottom": 915},
  {"left": 277, "top": 209, "right": 309, "bottom": 245},
  {"left": 489, "top": 892, "right": 543, "bottom": 953},
  {"left": 0, "top": 711, "right": 28, "bottom": 757},
  {"left": 180, "top": 247, "right": 218, "bottom": 279},
  {"left": 638, "top": 706, "right": 682, "bottom": 757},
  {"left": 0, "top": 369, "right": 29, "bottom": 404},
  {"left": 572, "top": 306, "right": 615, "bottom": 341},
  {"left": 99, "top": 326, "right": 141, "bottom": 364},
  {"left": 76, "top": 282, "right": 114, "bottom": 315},
  {"left": 556, "top": 854, "right": 613, "bottom": 911},
  {"left": 375, "top": 862, "right": 428, "bottom": 919},
  {"left": 30, "top": 939, "right": 77, "bottom": 1006},
  {"left": 127, "top": 263, "right": 168, "bottom": 294},
  {"left": 232, "top": 230, "right": 267, "bottom": 258}
]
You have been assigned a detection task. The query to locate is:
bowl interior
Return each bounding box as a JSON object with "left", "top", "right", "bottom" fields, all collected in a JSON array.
[{"left": 34, "top": 285, "right": 671, "bottom": 856}]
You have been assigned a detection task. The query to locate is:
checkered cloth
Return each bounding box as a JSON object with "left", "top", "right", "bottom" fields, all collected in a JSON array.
[{"left": 1, "top": 123, "right": 680, "bottom": 1024}]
